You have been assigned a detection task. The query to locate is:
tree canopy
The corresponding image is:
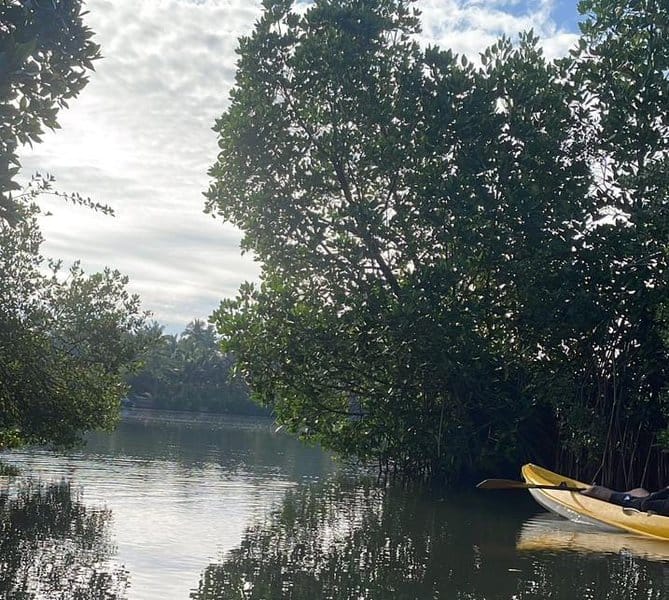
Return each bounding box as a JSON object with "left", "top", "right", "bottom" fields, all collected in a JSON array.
[
  {"left": 207, "top": 0, "right": 669, "bottom": 486},
  {"left": 0, "top": 199, "right": 149, "bottom": 449}
]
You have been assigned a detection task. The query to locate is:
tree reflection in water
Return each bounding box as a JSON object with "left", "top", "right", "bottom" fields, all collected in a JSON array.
[
  {"left": 0, "top": 479, "right": 128, "bottom": 599},
  {"left": 193, "top": 478, "right": 669, "bottom": 600}
]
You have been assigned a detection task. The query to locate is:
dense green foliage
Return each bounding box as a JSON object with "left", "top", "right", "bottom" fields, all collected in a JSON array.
[
  {"left": 0, "top": 198, "right": 148, "bottom": 449},
  {"left": 207, "top": 0, "right": 669, "bottom": 486},
  {"left": 126, "top": 320, "right": 265, "bottom": 416}
]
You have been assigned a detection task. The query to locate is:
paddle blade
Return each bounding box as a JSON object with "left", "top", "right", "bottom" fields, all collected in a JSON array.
[
  {"left": 476, "top": 478, "right": 531, "bottom": 490},
  {"left": 476, "top": 478, "right": 584, "bottom": 491}
]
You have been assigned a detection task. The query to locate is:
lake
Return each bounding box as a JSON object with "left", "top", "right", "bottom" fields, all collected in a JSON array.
[{"left": 1, "top": 410, "right": 668, "bottom": 599}]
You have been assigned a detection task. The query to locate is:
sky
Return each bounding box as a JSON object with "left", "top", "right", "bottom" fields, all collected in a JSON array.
[{"left": 20, "top": 0, "right": 582, "bottom": 333}]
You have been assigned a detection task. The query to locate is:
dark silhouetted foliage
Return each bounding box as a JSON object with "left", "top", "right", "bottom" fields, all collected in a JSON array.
[{"left": 207, "top": 0, "right": 669, "bottom": 487}]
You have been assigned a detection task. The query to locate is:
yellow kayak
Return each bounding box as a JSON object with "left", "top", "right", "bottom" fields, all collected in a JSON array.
[{"left": 522, "top": 463, "right": 669, "bottom": 541}]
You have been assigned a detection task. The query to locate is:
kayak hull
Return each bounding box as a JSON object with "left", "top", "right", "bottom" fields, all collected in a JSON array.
[
  {"left": 527, "top": 487, "right": 620, "bottom": 531},
  {"left": 522, "top": 463, "right": 669, "bottom": 541}
]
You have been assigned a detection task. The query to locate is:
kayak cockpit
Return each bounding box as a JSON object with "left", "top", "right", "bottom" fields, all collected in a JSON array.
[{"left": 522, "top": 463, "right": 669, "bottom": 541}]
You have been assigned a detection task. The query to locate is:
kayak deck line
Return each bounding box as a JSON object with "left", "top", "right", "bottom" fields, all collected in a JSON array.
[{"left": 522, "top": 463, "right": 669, "bottom": 541}]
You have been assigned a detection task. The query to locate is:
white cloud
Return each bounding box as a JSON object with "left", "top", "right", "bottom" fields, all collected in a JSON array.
[
  {"left": 18, "top": 0, "right": 580, "bottom": 332},
  {"left": 21, "top": 0, "right": 264, "bottom": 332},
  {"left": 418, "top": 0, "right": 578, "bottom": 59}
]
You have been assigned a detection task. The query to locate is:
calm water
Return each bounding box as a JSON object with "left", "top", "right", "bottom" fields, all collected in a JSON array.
[{"left": 1, "top": 411, "right": 668, "bottom": 599}]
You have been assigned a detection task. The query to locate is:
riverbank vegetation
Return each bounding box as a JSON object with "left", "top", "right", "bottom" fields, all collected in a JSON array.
[{"left": 207, "top": 0, "right": 669, "bottom": 488}]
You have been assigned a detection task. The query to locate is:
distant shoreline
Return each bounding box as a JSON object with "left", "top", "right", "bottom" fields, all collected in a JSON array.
[{"left": 119, "top": 406, "right": 277, "bottom": 430}]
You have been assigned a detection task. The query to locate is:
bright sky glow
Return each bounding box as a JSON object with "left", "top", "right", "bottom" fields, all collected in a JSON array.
[{"left": 19, "top": 0, "right": 581, "bottom": 332}]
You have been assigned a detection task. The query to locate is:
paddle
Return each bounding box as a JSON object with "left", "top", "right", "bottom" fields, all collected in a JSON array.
[{"left": 476, "top": 478, "right": 585, "bottom": 492}]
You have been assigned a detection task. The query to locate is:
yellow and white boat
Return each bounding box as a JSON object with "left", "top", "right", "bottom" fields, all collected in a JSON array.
[{"left": 522, "top": 463, "right": 669, "bottom": 541}]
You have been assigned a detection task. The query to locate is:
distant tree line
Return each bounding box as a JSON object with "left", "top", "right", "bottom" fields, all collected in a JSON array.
[
  {"left": 207, "top": 0, "right": 669, "bottom": 488},
  {"left": 125, "top": 320, "right": 267, "bottom": 416}
]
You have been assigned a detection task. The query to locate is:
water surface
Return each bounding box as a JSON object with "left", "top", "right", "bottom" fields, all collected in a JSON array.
[
  {"left": 1, "top": 412, "right": 336, "bottom": 599},
  {"left": 2, "top": 411, "right": 668, "bottom": 599}
]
